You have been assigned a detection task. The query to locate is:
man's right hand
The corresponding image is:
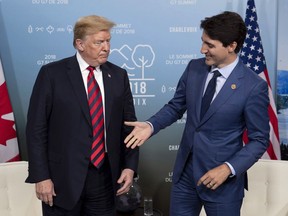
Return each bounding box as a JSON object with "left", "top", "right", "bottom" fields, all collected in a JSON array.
[
  {"left": 124, "top": 121, "right": 153, "bottom": 149},
  {"left": 35, "top": 179, "right": 56, "bottom": 206}
]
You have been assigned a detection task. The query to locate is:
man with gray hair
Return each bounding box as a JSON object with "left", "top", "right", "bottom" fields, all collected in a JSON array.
[{"left": 26, "top": 15, "right": 139, "bottom": 216}]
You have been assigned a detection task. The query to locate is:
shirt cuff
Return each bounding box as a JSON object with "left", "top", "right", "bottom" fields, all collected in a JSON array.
[
  {"left": 145, "top": 121, "right": 154, "bottom": 133},
  {"left": 225, "top": 162, "right": 236, "bottom": 177}
]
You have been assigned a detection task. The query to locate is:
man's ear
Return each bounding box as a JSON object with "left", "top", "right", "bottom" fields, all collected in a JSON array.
[
  {"left": 75, "top": 39, "right": 84, "bottom": 52},
  {"left": 228, "top": 41, "right": 237, "bottom": 53}
]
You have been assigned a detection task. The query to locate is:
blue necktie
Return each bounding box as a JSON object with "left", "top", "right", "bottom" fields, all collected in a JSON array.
[{"left": 200, "top": 70, "right": 221, "bottom": 120}]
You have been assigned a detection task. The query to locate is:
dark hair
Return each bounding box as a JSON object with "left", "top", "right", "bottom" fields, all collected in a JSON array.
[{"left": 200, "top": 11, "right": 247, "bottom": 53}]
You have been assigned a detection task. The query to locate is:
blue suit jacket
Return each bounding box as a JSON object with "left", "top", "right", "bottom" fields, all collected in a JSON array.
[
  {"left": 26, "top": 55, "right": 139, "bottom": 209},
  {"left": 148, "top": 57, "right": 269, "bottom": 202}
]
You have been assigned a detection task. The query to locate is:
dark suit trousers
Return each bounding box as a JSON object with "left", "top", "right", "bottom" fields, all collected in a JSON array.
[
  {"left": 42, "top": 157, "right": 116, "bottom": 216},
  {"left": 170, "top": 154, "right": 242, "bottom": 216}
]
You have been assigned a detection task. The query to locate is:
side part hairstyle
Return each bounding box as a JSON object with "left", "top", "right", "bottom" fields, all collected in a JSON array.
[{"left": 200, "top": 11, "right": 247, "bottom": 53}]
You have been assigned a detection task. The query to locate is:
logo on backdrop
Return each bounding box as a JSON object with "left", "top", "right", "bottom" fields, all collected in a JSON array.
[
  {"left": 110, "top": 44, "right": 156, "bottom": 106},
  {"left": 28, "top": 25, "right": 73, "bottom": 34}
]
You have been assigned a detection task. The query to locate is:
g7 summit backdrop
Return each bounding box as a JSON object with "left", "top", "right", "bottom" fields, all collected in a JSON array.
[{"left": 0, "top": 0, "right": 286, "bottom": 214}]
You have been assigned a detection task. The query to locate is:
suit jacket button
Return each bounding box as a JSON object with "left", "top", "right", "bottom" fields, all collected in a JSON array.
[{"left": 195, "top": 128, "right": 200, "bottom": 132}]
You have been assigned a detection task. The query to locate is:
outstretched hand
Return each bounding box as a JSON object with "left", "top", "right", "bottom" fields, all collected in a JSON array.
[{"left": 124, "top": 121, "right": 153, "bottom": 148}]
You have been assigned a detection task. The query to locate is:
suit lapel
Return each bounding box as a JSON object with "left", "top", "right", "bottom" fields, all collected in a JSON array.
[
  {"left": 195, "top": 63, "right": 211, "bottom": 122},
  {"left": 66, "top": 56, "right": 91, "bottom": 126},
  {"left": 101, "top": 63, "right": 113, "bottom": 130},
  {"left": 200, "top": 61, "right": 244, "bottom": 124}
]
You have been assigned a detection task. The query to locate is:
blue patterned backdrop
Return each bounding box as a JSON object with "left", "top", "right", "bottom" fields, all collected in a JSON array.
[{"left": 0, "top": 0, "right": 281, "bottom": 214}]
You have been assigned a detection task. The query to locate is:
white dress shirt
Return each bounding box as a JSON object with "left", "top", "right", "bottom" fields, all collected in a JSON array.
[
  {"left": 76, "top": 51, "right": 107, "bottom": 151},
  {"left": 203, "top": 57, "right": 240, "bottom": 176}
]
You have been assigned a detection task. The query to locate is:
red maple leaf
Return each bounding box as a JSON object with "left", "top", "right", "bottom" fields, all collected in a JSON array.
[{"left": 0, "top": 82, "right": 17, "bottom": 146}]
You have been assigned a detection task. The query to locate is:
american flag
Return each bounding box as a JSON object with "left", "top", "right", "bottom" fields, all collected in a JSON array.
[{"left": 240, "top": 0, "right": 280, "bottom": 159}]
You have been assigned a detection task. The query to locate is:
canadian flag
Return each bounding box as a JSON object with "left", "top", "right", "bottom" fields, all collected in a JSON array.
[{"left": 0, "top": 58, "right": 20, "bottom": 162}]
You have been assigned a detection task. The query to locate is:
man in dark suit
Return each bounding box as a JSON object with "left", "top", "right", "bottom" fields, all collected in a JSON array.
[
  {"left": 26, "top": 15, "right": 139, "bottom": 216},
  {"left": 124, "top": 11, "right": 269, "bottom": 216}
]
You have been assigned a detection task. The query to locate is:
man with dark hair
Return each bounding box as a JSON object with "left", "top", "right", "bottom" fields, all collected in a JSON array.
[
  {"left": 26, "top": 15, "right": 139, "bottom": 216},
  {"left": 124, "top": 11, "right": 269, "bottom": 216}
]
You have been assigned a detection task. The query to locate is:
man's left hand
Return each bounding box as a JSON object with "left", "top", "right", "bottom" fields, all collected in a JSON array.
[
  {"left": 116, "top": 168, "right": 134, "bottom": 196},
  {"left": 197, "top": 163, "right": 231, "bottom": 190}
]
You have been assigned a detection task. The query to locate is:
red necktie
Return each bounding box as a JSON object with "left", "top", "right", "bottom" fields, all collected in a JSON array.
[{"left": 87, "top": 66, "right": 105, "bottom": 168}]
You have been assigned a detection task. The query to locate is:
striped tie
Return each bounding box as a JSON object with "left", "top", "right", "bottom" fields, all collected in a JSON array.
[{"left": 87, "top": 66, "right": 105, "bottom": 168}]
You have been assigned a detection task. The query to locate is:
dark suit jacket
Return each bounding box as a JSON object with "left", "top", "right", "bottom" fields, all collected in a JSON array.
[
  {"left": 148, "top": 57, "right": 269, "bottom": 203},
  {"left": 25, "top": 55, "right": 139, "bottom": 210}
]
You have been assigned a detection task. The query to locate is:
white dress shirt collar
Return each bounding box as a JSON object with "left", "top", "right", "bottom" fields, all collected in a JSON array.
[
  {"left": 211, "top": 56, "right": 239, "bottom": 79},
  {"left": 76, "top": 52, "right": 101, "bottom": 72}
]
